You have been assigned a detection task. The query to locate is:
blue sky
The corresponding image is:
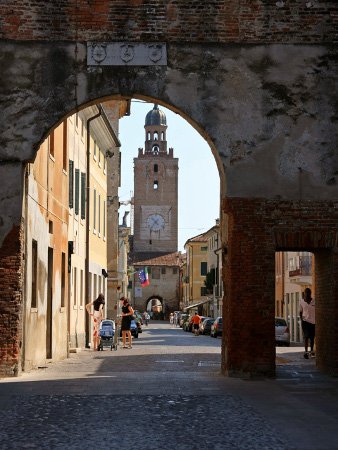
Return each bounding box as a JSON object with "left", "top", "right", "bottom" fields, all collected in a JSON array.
[{"left": 118, "top": 100, "right": 220, "bottom": 252}]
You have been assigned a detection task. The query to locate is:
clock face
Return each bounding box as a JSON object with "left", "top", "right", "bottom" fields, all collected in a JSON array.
[{"left": 147, "top": 214, "right": 165, "bottom": 231}]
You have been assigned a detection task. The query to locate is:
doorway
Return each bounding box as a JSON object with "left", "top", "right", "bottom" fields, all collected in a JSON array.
[{"left": 46, "top": 247, "right": 53, "bottom": 359}]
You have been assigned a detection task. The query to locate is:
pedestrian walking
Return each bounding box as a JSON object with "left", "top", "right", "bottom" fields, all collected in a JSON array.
[
  {"left": 120, "top": 297, "right": 134, "bottom": 349},
  {"left": 144, "top": 312, "right": 150, "bottom": 326},
  {"left": 169, "top": 313, "right": 174, "bottom": 325},
  {"left": 86, "top": 293, "right": 105, "bottom": 351},
  {"left": 300, "top": 287, "right": 316, "bottom": 359},
  {"left": 191, "top": 312, "right": 202, "bottom": 336},
  {"left": 173, "top": 312, "right": 178, "bottom": 327}
]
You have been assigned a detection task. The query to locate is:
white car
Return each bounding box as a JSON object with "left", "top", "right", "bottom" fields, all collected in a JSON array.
[{"left": 275, "top": 317, "right": 290, "bottom": 346}]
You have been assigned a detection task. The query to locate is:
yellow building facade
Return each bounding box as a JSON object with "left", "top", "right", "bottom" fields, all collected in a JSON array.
[
  {"left": 183, "top": 233, "right": 208, "bottom": 315},
  {"left": 23, "top": 122, "right": 69, "bottom": 370}
]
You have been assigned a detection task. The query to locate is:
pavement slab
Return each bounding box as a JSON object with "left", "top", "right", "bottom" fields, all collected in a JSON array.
[{"left": 0, "top": 322, "right": 338, "bottom": 450}]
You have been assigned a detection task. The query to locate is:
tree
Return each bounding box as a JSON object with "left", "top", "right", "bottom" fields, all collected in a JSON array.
[{"left": 204, "top": 269, "right": 216, "bottom": 294}]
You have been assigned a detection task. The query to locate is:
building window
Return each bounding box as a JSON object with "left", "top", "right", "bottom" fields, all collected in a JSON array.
[
  {"left": 49, "top": 131, "right": 55, "bottom": 157},
  {"left": 31, "top": 240, "right": 38, "bottom": 308},
  {"left": 173, "top": 267, "right": 178, "bottom": 275},
  {"left": 152, "top": 145, "right": 159, "bottom": 155},
  {"left": 63, "top": 121, "right": 67, "bottom": 171},
  {"left": 69, "top": 160, "right": 74, "bottom": 208},
  {"left": 103, "top": 200, "right": 106, "bottom": 238},
  {"left": 154, "top": 164, "right": 158, "bottom": 173},
  {"left": 161, "top": 267, "right": 166, "bottom": 275},
  {"left": 98, "top": 194, "right": 101, "bottom": 234},
  {"left": 61, "top": 252, "right": 66, "bottom": 308},
  {"left": 201, "top": 246, "right": 208, "bottom": 252},
  {"left": 201, "top": 286, "right": 207, "bottom": 296},
  {"left": 201, "top": 262, "right": 207, "bottom": 276},
  {"left": 152, "top": 267, "right": 160, "bottom": 279},
  {"left": 154, "top": 131, "right": 158, "bottom": 140},
  {"left": 93, "top": 140, "right": 97, "bottom": 159},
  {"left": 93, "top": 189, "right": 96, "bottom": 230},
  {"left": 154, "top": 180, "right": 158, "bottom": 190},
  {"left": 161, "top": 132, "right": 165, "bottom": 140},
  {"left": 73, "top": 268, "right": 77, "bottom": 305},
  {"left": 81, "top": 172, "right": 86, "bottom": 219},
  {"left": 80, "top": 269, "right": 83, "bottom": 306},
  {"left": 75, "top": 169, "right": 80, "bottom": 215}
]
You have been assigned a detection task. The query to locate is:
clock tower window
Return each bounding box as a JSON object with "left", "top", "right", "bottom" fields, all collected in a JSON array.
[
  {"left": 153, "top": 180, "right": 158, "bottom": 190},
  {"left": 154, "top": 164, "right": 158, "bottom": 173}
]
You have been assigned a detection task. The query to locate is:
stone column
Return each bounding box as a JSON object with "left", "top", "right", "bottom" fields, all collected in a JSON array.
[
  {"left": 221, "top": 198, "right": 276, "bottom": 378},
  {"left": 0, "top": 162, "right": 25, "bottom": 377}
]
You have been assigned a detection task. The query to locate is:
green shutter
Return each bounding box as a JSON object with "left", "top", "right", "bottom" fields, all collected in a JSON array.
[
  {"left": 75, "top": 169, "right": 79, "bottom": 215},
  {"left": 81, "top": 172, "right": 86, "bottom": 220},
  {"left": 69, "top": 160, "right": 74, "bottom": 208}
]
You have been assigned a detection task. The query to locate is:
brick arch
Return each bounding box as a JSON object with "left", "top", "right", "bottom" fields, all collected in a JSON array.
[
  {"left": 273, "top": 227, "right": 338, "bottom": 376},
  {"left": 0, "top": 4, "right": 337, "bottom": 378}
]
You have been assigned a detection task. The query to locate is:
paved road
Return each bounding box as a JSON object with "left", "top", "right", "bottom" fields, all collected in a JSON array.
[{"left": 1, "top": 322, "right": 338, "bottom": 449}]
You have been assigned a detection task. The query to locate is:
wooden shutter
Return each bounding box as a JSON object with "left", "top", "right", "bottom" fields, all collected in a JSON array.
[
  {"left": 81, "top": 172, "right": 86, "bottom": 219},
  {"left": 75, "top": 168, "right": 80, "bottom": 215},
  {"left": 69, "top": 160, "right": 74, "bottom": 208}
]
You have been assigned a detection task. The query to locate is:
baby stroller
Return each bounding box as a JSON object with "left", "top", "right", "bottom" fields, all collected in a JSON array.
[{"left": 98, "top": 319, "right": 116, "bottom": 351}]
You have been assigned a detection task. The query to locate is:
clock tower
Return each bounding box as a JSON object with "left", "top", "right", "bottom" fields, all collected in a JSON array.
[{"left": 133, "top": 104, "right": 178, "bottom": 254}]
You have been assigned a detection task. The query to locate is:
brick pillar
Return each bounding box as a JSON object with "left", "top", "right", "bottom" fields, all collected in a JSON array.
[
  {"left": 222, "top": 198, "right": 276, "bottom": 378},
  {"left": 315, "top": 249, "right": 338, "bottom": 376},
  {"left": 0, "top": 163, "right": 24, "bottom": 377}
]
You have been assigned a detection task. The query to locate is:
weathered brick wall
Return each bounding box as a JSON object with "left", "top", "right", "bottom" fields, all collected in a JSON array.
[
  {"left": 222, "top": 197, "right": 338, "bottom": 377},
  {"left": 315, "top": 249, "right": 338, "bottom": 376},
  {"left": 0, "top": 224, "right": 23, "bottom": 377},
  {"left": 1, "top": 1, "right": 337, "bottom": 43}
]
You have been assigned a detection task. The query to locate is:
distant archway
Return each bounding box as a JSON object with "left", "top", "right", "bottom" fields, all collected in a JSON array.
[{"left": 146, "top": 295, "right": 164, "bottom": 320}]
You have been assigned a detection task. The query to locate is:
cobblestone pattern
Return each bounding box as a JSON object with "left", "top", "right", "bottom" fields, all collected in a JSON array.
[{"left": 0, "top": 394, "right": 290, "bottom": 450}]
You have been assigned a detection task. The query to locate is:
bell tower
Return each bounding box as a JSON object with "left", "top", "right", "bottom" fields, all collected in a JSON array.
[{"left": 133, "top": 104, "right": 178, "bottom": 254}]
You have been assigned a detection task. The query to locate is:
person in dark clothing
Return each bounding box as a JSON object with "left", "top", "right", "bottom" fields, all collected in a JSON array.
[{"left": 120, "top": 297, "right": 134, "bottom": 349}]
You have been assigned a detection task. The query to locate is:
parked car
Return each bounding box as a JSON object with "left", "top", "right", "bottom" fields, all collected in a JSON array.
[
  {"left": 210, "top": 317, "right": 223, "bottom": 338},
  {"left": 200, "top": 318, "right": 215, "bottom": 335},
  {"left": 179, "top": 313, "right": 190, "bottom": 328},
  {"left": 133, "top": 310, "right": 144, "bottom": 325},
  {"left": 120, "top": 319, "right": 139, "bottom": 338},
  {"left": 275, "top": 317, "right": 290, "bottom": 346}
]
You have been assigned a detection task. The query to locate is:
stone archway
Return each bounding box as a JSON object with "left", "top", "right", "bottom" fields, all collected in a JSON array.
[
  {"left": 146, "top": 295, "right": 165, "bottom": 320},
  {"left": 0, "top": 19, "right": 337, "bottom": 377}
]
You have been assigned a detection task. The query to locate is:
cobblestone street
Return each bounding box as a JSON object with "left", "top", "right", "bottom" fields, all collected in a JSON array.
[{"left": 1, "top": 322, "right": 338, "bottom": 450}]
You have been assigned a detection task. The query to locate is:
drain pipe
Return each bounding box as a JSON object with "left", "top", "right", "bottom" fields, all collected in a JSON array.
[{"left": 85, "top": 106, "right": 102, "bottom": 347}]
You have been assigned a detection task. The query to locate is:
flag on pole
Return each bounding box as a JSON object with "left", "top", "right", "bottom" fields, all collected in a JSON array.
[{"left": 138, "top": 267, "right": 150, "bottom": 287}]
